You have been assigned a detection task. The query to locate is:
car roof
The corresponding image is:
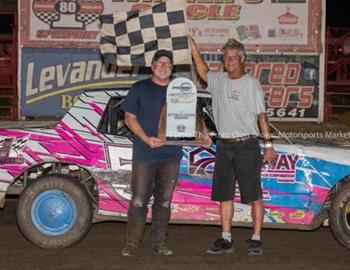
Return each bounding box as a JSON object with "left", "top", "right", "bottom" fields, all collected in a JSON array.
[{"left": 85, "top": 88, "right": 212, "bottom": 98}]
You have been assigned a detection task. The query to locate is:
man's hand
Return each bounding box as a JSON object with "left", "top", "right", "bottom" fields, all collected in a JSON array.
[
  {"left": 263, "top": 147, "right": 276, "bottom": 165},
  {"left": 188, "top": 35, "right": 196, "bottom": 49},
  {"left": 146, "top": 137, "right": 165, "bottom": 148},
  {"left": 201, "top": 133, "right": 212, "bottom": 149}
]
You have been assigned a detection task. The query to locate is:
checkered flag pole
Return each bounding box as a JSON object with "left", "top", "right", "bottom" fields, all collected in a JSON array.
[{"left": 100, "top": 0, "right": 191, "bottom": 66}]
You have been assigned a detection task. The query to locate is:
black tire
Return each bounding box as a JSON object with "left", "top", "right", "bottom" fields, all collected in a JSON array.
[
  {"left": 17, "top": 174, "right": 93, "bottom": 249},
  {"left": 329, "top": 181, "right": 350, "bottom": 249}
]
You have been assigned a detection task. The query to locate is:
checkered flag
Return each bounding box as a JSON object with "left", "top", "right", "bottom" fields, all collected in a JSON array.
[{"left": 100, "top": 0, "right": 191, "bottom": 66}]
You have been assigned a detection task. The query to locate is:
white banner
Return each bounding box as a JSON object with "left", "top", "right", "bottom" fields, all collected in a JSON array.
[{"left": 20, "top": 0, "right": 321, "bottom": 52}]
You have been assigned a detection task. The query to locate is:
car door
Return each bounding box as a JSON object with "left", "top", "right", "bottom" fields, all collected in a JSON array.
[
  {"left": 97, "top": 94, "right": 134, "bottom": 216},
  {"left": 172, "top": 95, "right": 219, "bottom": 222},
  {"left": 261, "top": 142, "right": 314, "bottom": 225}
]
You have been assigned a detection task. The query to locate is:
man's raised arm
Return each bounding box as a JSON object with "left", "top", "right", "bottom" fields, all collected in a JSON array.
[{"left": 188, "top": 37, "right": 209, "bottom": 83}]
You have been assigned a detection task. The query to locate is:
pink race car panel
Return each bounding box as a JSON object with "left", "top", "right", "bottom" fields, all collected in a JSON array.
[{"left": 1, "top": 89, "right": 350, "bottom": 228}]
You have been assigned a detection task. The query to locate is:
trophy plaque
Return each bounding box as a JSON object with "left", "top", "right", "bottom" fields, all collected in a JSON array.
[{"left": 158, "top": 77, "right": 205, "bottom": 146}]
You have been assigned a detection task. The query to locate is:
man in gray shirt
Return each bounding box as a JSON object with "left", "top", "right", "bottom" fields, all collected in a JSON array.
[{"left": 189, "top": 37, "right": 276, "bottom": 256}]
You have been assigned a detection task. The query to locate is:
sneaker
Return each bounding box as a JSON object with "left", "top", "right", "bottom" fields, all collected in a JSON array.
[
  {"left": 153, "top": 243, "right": 173, "bottom": 256},
  {"left": 247, "top": 239, "right": 263, "bottom": 256},
  {"left": 121, "top": 244, "right": 137, "bottom": 257},
  {"left": 206, "top": 238, "right": 234, "bottom": 254}
]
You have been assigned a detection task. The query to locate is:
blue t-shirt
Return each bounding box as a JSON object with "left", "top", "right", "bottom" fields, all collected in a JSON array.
[{"left": 121, "top": 79, "right": 183, "bottom": 162}]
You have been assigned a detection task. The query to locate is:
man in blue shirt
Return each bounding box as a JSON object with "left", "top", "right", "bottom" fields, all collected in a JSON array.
[{"left": 121, "top": 50, "right": 211, "bottom": 256}]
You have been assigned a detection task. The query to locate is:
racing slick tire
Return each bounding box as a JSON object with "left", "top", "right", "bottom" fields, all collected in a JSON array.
[
  {"left": 17, "top": 174, "right": 93, "bottom": 249},
  {"left": 329, "top": 181, "right": 350, "bottom": 250}
]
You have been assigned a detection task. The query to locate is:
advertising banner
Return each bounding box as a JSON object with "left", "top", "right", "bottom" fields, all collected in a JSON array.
[
  {"left": 19, "top": 0, "right": 323, "bottom": 120},
  {"left": 20, "top": 0, "right": 321, "bottom": 53},
  {"left": 21, "top": 48, "right": 147, "bottom": 117},
  {"left": 21, "top": 48, "right": 191, "bottom": 117},
  {"left": 200, "top": 53, "right": 320, "bottom": 120},
  {"left": 21, "top": 48, "right": 319, "bottom": 120}
]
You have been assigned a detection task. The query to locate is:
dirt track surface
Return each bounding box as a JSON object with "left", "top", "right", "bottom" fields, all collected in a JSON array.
[{"left": 1, "top": 200, "right": 349, "bottom": 270}]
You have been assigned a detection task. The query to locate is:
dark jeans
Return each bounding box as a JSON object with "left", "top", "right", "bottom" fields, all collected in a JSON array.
[{"left": 125, "top": 160, "right": 179, "bottom": 246}]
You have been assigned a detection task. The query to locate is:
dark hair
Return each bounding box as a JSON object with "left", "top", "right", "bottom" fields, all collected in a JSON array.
[{"left": 152, "top": 50, "right": 173, "bottom": 64}]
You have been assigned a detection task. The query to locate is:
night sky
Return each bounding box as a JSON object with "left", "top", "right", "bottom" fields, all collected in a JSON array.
[{"left": 326, "top": 2, "right": 350, "bottom": 28}]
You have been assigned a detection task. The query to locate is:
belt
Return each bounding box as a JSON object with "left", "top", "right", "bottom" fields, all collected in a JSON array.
[{"left": 219, "top": 135, "right": 257, "bottom": 144}]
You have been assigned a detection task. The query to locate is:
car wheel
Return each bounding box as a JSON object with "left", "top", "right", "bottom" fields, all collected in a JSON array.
[
  {"left": 17, "top": 174, "right": 93, "bottom": 249},
  {"left": 329, "top": 181, "right": 350, "bottom": 249}
]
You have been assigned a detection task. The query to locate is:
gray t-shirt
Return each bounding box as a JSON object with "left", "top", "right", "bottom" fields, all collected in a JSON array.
[{"left": 207, "top": 72, "right": 266, "bottom": 138}]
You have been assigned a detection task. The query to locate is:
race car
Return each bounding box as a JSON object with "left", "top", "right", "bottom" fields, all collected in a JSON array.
[{"left": 0, "top": 89, "right": 349, "bottom": 250}]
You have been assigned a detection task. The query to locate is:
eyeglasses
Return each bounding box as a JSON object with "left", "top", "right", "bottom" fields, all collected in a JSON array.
[{"left": 154, "top": 61, "right": 172, "bottom": 68}]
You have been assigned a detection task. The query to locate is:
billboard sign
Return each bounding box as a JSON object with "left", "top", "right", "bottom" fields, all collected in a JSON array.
[
  {"left": 200, "top": 53, "right": 320, "bottom": 120},
  {"left": 21, "top": 48, "right": 145, "bottom": 116},
  {"left": 20, "top": 0, "right": 321, "bottom": 53}
]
